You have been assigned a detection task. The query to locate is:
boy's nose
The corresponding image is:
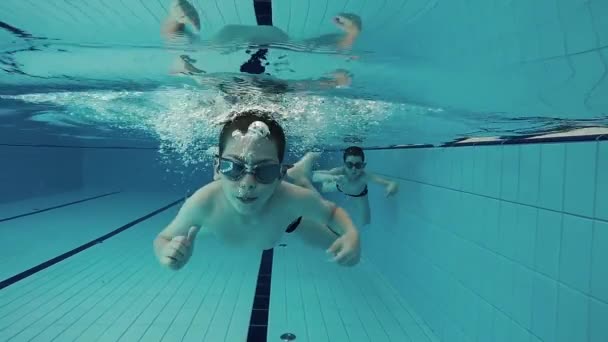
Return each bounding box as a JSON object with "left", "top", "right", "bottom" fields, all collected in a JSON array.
[{"left": 239, "top": 173, "right": 257, "bottom": 189}]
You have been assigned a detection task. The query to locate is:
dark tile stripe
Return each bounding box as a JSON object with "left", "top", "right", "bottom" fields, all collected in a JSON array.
[
  {"left": 323, "top": 133, "right": 607, "bottom": 152},
  {"left": 0, "top": 196, "right": 185, "bottom": 291},
  {"left": 0, "top": 191, "right": 120, "bottom": 222},
  {"left": 247, "top": 248, "right": 274, "bottom": 342},
  {"left": 253, "top": 0, "right": 273, "bottom": 26}
]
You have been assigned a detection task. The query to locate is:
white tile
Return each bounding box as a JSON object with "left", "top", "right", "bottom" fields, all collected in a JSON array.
[
  {"left": 473, "top": 146, "right": 487, "bottom": 195},
  {"left": 492, "top": 311, "right": 513, "bottom": 342},
  {"left": 501, "top": 146, "right": 520, "bottom": 202},
  {"left": 514, "top": 205, "right": 538, "bottom": 269},
  {"left": 556, "top": 284, "right": 589, "bottom": 342},
  {"left": 531, "top": 273, "right": 557, "bottom": 342},
  {"left": 510, "top": 265, "right": 533, "bottom": 330},
  {"left": 462, "top": 147, "right": 475, "bottom": 193},
  {"left": 534, "top": 210, "right": 562, "bottom": 279},
  {"left": 538, "top": 144, "right": 565, "bottom": 211},
  {"left": 518, "top": 145, "right": 541, "bottom": 206},
  {"left": 595, "top": 142, "right": 608, "bottom": 220},
  {"left": 589, "top": 297, "right": 608, "bottom": 342},
  {"left": 498, "top": 202, "right": 518, "bottom": 261},
  {"left": 485, "top": 146, "right": 502, "bottom": 198},
  {"left": 591, "top": 220, "right": 608, "bottom": 302},
  {"left": 559, "top": 215, "right": 593, "bottom": 294},
  {"left": 564, "top": 142, "right": 597, "bottom": 217}
]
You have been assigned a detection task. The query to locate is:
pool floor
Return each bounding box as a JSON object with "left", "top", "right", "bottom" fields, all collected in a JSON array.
[{"left": 0, "top": 191, "right": 437, "bottom": 342}]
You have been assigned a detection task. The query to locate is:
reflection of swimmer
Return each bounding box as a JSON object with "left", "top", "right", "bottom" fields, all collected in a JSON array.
[
  {"left": 153, "top": 110, "right": 361, "bottom": 269},
  {"left": 161, "top": 0, "right": 200, "bottom": 38},
  {"left": 312, "top": 147, "right": 399, "bottom": 226},
  {"left": 171, "top": 55, "right": 352, "bottom": 102},
  {"left": 162, "top": 0, "right": 362, "bottom": 50}
]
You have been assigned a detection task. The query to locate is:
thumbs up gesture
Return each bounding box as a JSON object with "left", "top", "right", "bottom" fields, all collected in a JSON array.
[{"left": 159, "top": 226, "right": 199, "bottom": 270}]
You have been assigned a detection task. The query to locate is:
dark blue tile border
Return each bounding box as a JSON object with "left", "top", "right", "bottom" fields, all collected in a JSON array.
[
  {"left": 0, "top": 196, "right": 185, "bottom": 291},
  {"left": 247, "top": 248, "right": 273, "bottom": 342},
  {"left": 440, "top": 133, "right": 608, "bottom": 147},
  {"left": 323, "top": 132, "right": 607, "bottom": 152},
  {"left": 0, "top": 191, "right": 120, "bottom": 222}
]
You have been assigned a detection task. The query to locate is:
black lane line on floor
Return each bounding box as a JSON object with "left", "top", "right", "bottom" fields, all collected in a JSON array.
[
  {"left": 0, "top": 191, "right": 121, "bottom": 223},
  {"left": 247, "top": 248, "right": 274, "bottom": 342},
  {"left": 0, "top": 196, "right": 186, "bottom": 291}
]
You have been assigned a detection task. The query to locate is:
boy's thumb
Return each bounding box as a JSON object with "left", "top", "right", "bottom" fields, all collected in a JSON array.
[{"left": 187, "top": 226, "right": 199, "bottom": 241}]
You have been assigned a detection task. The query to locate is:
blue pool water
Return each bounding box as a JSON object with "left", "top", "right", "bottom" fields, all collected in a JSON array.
[{"left": 1, "top": 1, "right": 607, "bottom": 341}]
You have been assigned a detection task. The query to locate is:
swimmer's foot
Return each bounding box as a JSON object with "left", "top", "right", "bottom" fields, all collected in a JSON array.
[
  {"left": 332, "top": 13, "right": 362, "bottom": 49},
  {"left": 288, "top": 152, "right": 322, "bottom": 181},
  {"left": 162, "top": 0, "right": 201, "bottom": 38},
  {"left": 331, "top": 69, "right": 352, "bottom": 87},
  {"left": 170, "top": 55, "right": 206, "bottom": 75}
]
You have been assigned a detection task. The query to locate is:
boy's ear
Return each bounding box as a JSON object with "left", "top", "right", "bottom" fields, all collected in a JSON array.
[{"left": 213, "top": 157, "right": 220, "bottom": 180}]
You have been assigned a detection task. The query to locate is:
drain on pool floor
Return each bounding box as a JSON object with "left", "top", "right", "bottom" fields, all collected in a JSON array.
[{"left": 280, "top": 332, "right": 296, "bottom": 341}]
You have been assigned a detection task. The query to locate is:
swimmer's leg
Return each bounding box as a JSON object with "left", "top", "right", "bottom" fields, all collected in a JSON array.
[{"left": 286, "top": 152, "right": 321, "bottom": 192}]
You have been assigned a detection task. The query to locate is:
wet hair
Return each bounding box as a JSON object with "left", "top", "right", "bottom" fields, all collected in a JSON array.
[
  {"left": 218, "top": 109, "right": 286, "bottom": 162},
  {"left": 338, "top": 13, "right": 362, "bottom": 31},
  {"left": 343, "top": 146, "right": 364, "bottom": 162}
]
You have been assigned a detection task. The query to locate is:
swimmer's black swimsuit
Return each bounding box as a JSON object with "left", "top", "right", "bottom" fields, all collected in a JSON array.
[
  {"left": 285, "top": 216, "right": 340, "bottom": 237},
  {"left": 285, "top": 216, "right": 302, "bottom": 233},
  {"left": 336, "top": 184, "right": 368, "bottom": 197}
]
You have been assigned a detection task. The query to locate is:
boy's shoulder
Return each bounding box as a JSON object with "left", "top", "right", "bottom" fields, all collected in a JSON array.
[{"left": 187, "top": 181, "right": 223, "bottom": 208}]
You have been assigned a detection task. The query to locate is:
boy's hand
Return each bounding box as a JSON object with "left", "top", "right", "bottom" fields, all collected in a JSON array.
[
  {"left": 159, "top": 226, "right": 199, "bottom": 270},
  {"left": 326, "top": 231, "right": 360, "bottom": 266},
  {"left": 332, "top": 175, "right": 346, "bottom": 184},
  {"left": 386, "top": 182, "right": 399, "bottom": 197}
]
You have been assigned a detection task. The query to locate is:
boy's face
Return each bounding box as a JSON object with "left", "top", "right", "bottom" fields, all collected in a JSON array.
[
  {"left": 218, "top": 135, "right": 282, "bottom": 215},
  {"left": 344, "top": 155, "right": 365, "bottom": 179}
]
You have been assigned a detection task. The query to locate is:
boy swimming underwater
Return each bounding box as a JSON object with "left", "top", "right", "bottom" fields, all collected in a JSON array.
[
  {"left": 153, "top": 110, "right": 361, "bottom": 269},
  {"left": 312, "top": 146, "right": 399, "bottom": 225}
]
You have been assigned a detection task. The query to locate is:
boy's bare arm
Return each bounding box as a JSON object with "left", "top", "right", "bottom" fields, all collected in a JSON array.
[
  {"left": 153, "top": 188, "right": 212, "bottom": 268},
  {"left": 367, "top": 173, "right": 399, "bottom": 197},
  {"left": 367, "top": 173, "right": 393, "bottom": 185},
  {"left": 291, "top": 187, "right": 355, "bottom": 235},
  {"left": 295, "top": 189, "right": 360, "bottom": 265}
]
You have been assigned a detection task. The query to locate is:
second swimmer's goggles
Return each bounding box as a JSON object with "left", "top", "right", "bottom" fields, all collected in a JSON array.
[{"left": 217, "top": 157, "right": 284, "bottom": 184}]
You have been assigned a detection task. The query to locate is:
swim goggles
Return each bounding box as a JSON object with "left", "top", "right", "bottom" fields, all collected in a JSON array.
[
  {"left": 217, "top": 157, "right": 283, "bottom": 184},
  {"left": 345, "top": 161, "right": 365, "bottom": 169}
]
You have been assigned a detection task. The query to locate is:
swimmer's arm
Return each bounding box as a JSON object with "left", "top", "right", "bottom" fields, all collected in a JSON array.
[
  {"left": 300, "top": 191, "right": 358, "bottom": 237},
  {"left": 367, "top": 173, "right": 395, "bottom": 186},
  {"left": 153, "top": 190, "right": 210, "bottom": 258},
  {"left": 312, "top": 167, "right": 344, "bottom": 183},
  {"left": 367, "top": 173, "right": 399, "bottom": 196}
]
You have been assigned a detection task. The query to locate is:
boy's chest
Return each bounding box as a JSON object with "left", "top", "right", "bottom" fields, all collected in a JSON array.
[
  {"left": 208, "top": 213, "right": 294, "bottom": 250},
  {"left": 339, "top": 176, "right": 367, "bottom": 193}
]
